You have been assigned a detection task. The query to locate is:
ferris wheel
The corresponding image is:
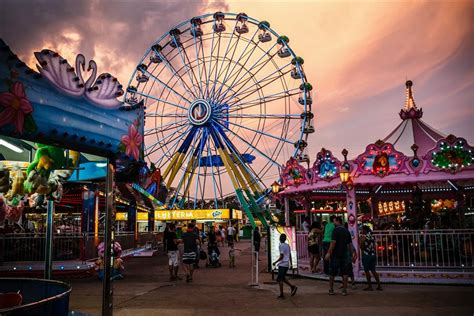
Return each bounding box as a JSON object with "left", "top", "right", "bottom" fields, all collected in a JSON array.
[{"left": 125, "top": 12, "right": 313, "bottom": 224}]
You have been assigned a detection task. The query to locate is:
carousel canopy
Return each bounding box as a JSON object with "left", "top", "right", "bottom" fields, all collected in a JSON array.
[
  {"left": 383, "top": 81, "right": 446, "bottom": 157},
  {"left": 280, "top": 80, "right": 474, "bottom": 195}
]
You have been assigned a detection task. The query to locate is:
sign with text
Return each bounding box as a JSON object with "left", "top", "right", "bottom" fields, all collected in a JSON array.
[{"left": 154, "top": 209, "right": 231, "bottom": 221}]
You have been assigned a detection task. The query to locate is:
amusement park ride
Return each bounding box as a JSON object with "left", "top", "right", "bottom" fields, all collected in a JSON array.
[
  {"left": 125, "top": 12, "right": 314, "bottom": 227},
  {"left": 0, "top": 12, "right": 314, "bottom": 315}
]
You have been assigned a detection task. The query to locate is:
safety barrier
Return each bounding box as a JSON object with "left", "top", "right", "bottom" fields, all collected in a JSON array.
[
  {"left": 296, "top": 229, "right": 474, "bottom": 270},
  {"left": 0, "top": 232, "right": 160, "bottom": 263}
]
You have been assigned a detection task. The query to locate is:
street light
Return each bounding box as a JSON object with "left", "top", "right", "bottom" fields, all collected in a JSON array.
[
  {"left": 271, "top": 181, "right": 281, "bottom": 194},
  {"left": 340, "top": 148, "right": 353, "bottom": 190}
]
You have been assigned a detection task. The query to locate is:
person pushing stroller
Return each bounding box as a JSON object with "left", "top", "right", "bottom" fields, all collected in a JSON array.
[{"left": 206, "top": 227, "right": 221, "bottom": 268}]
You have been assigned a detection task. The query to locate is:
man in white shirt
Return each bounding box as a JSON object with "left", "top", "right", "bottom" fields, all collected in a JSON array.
[
  {"left": 272, "top": 234, "right": 297, "bottom": 299},
  {"left": 227, "top": 225, "right": 235, "bottom": 245}
]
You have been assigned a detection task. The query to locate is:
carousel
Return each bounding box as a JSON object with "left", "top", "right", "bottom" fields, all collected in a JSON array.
[{"left": 279, "top": 81, "right": 474, "bottom": 283}]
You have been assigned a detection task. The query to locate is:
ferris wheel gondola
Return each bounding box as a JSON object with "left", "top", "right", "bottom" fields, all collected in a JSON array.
[{"left": 125, "top": 12, "right": 314, "bottom": 227}]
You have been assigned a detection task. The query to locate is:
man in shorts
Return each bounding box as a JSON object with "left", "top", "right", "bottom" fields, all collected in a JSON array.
[
  {"left": 165, "top": 224, "right": 180, "bottom": 281},
  {"left": 360, "top": 225, "right": 382, "bottom": 291},
  {"left": 182, "top": 223, "right": 200, "bottom": 282},
  {"left": 273, "top": 233, "right": 297, "bottom": 299},
  {"left": 325, "top": 217, "right": 356, "bottom": 296}
]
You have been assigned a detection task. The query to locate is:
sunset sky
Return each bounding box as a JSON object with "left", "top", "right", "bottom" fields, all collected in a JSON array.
[{"left": 1, "top": 0, "right": 472, "bottom": 163}]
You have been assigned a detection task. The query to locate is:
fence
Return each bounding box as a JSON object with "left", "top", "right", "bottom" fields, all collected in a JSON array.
[
  {"left": 0, "top": 232, "right": 161, "bottom": 264},
  {"left": 296, "top": 229, "right": 474, "bottom": 270}
]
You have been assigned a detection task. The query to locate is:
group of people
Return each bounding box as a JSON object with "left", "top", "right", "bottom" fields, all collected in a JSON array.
[
  {"left": 164, "top": 220, "right": 240, "bottom": 282},
  {"left": 304, "top": 215, "right": 382, "bottom": 295}
]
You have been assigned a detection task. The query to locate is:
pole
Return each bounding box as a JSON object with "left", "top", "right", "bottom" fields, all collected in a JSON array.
[
  {"left": 345, "top": 186, "right": 360, "bottom": 277},
  {"left": 44, "top": 198, "right": 54, "bottom": 279},
  {"left": 284, "top": 197, "right": 290, "bottom": 227},
  {"left": 102, "top": 160, "right": 114, "bottom": 316}
]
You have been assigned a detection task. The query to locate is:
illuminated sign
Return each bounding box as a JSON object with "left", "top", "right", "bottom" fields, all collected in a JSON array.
[
  {"left": 233, "top": 210, "right": 243, "bottom": 220},
  {"left": 154, "top": 209, "right": 231, "bottom": 221},
  {"left": 137, "top": 212, "right": 149, "bottom": 221},
  {"left": 115, "top": 212, "right": 128, "bottom": 221}
]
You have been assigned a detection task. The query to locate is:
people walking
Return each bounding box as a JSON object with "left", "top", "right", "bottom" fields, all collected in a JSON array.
[
  {"left": 325, "top": 216, "right": 356, "bottom": 296},
  {"left": 227, "top": 224, "right": 235, "bottom": 245},
  {"left": 273, "top": 233, "right": 297, "bottom": 299},
  {"left": 322, "top": 215, "right": 336, "bottom": 274},
  {"left": 165, "top": 224, "right": 180, "bottom": 281},
  {"left": 191, "top": 219, "right": 201, "bottom": 268},
  {"left": 182, "top": 223, "right": 200, "bottom": 282},
  {"left": 307, "top": 221, "right": 322, "bottom": 273},
  {"left": 360, "top": 225, "right": 382, "bottom": 291}
]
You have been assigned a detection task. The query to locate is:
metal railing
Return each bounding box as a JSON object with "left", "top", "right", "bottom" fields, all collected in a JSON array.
[
  {"left": 0, "top": 232, "right": 161, "bottom": 264},
  {"left": 372, "top": 229, "right": 474, "bottom": 269},
  {"left": 296, "top": 229, "right": 474, "bottom": 270}
]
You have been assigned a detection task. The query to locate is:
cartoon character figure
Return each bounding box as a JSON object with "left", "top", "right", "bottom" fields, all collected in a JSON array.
[{"left": 373, "top": 152, "right": 390, "bottom": 176}]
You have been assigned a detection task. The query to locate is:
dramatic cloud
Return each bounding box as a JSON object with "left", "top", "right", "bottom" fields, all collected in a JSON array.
[{"left": 0, "top": 0, "right": 228, "bottom": 83}]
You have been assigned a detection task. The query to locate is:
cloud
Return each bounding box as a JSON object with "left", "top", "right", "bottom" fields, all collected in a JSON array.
[{"left": 0, "top": 0, "right": 229, "bottom": 85}]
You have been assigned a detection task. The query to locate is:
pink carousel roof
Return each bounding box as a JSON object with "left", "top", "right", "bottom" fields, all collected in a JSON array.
[
  {"left": 279, "top": 80, "right": 474, "bottom": 195},
  {"left": 383, "top": 81, "right": 446, "bottom": 157}
]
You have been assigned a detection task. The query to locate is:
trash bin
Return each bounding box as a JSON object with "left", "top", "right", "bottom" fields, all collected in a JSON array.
[{"left": 0, "top": 278, "right": 71, "bottom": 316}]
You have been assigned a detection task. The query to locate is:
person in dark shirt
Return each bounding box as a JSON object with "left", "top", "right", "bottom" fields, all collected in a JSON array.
[
  {"left": 191, "top": 219, "right": 201, "bottom": 268},
  {"left": 182, "top": 223, "right": 200, "bottom": 282},
  {"left": 325, "top": 217, "right": 356, "bottom": 296},
  {"left": 165, "top": 224, "right": 180, "bottom": 281}
]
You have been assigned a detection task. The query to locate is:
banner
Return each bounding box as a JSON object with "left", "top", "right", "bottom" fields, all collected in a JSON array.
[{"left": 270, "top": 226, "right": 297, "bottom": 270}]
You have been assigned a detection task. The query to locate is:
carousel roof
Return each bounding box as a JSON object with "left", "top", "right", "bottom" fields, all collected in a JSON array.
[
  {"left": 279, "top": 80, "right": 474, "bottom": 195},
  {"left": 383, "top": 81, "right": 446, "bottom": 157}
]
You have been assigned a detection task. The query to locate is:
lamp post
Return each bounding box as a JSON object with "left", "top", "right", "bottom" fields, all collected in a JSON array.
[
  {"left": 271, "top": 181, "right": 280, "bottom": 194},
  {"left": 339, "top": 148, "right": 360, "bottom": 277}
]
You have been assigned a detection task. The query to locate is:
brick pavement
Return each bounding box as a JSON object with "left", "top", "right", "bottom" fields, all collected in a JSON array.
[{"left": 68, "top": 241, "right": 474, "bottom": 316}]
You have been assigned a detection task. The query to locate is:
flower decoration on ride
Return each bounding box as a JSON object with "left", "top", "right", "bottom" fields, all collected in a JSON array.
[
  {"left": 119, "top": 119, "right": 143, "bottom": 161},
  {"left": 281, "top": 157, "right": 306, "bottom": 187},
  {"left": 0, "top": 77, "right": 36, "bottom": 134},
  {"left": 355, "top": 140, "right": 405, "bottom": 177},
  {"left": 428, "top": 135, "right": 473, "bottom": 173},
  {"left": 312, "top": 148, "right": 339, "bottom": 180}
]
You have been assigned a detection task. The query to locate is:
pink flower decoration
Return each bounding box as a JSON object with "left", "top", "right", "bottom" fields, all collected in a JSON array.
[
  {"left": 121, "top": 124, "right": 143, "bottom": 160},
  {"left": 0, "top": 82, "right": 33, "bottom": 134}
]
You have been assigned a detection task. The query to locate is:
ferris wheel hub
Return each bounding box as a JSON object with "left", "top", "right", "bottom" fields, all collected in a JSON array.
[{"left": 188, "top": 99, "right": 212, "bottom": 126}]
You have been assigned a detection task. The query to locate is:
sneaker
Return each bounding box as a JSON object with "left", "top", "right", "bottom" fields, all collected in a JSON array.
[
  {"left": 342, "top": 289, "right": 348, "bottom": 296},
  {"left": 291, "top": 286, "right": 298, "bottom": 296},
  {"left": 277, "top": 294, "right": 284, "bottom": 299},
  {"left": 328, "top": 289, "right": 335, "bottom": 295}
]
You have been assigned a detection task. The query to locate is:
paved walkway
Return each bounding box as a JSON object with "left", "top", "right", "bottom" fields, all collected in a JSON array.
[{"left": 68, "top": 241, "right": 474, "bottom": 315}]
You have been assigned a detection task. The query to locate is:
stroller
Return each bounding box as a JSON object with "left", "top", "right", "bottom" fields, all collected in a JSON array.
[{"left": 206, "top": 242, "right": 221, "bottom": 268}]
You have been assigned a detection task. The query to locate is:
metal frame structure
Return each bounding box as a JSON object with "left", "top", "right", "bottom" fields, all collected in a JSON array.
[{"left": 125, "top": 12, "right": 314, "bottom": 227}]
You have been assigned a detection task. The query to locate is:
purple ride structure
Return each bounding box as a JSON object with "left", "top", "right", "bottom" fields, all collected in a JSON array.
[{"left": 278, "top": 81, "right": 474, "bottom": 284}]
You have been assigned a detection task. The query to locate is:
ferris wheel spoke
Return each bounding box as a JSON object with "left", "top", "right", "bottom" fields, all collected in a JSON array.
[
  {"left": 192, "top": 36, "right": 205, "bottom": 98},
  {"left": 145, "top": 125, "right": 190, "bottom": 158},
  {"left": 213, "top": 27, "right": 261, "bottom": 102},
  {"left": 169, "top": 130, "right": 201, "bottom": 208},
  {"left": 212, "top": 120, "right": 280, "bottom": 167},
  {"left": 227, "top": 113, "right": 300, "bottom": 119},
  {"left": 225, "top": 62, "right": 292, "bottom": 105},
  {"left": 146, "top": 113, "right": 187, "bottom": 118},
  {"left": 173, "top": 38, "right": 202, "bottom": 99},
  {"left": 219, "top": 51, "right": 280, "bottom": 105},
  {"left": 208, "top": 32, "right": 223, "bottom": 100},
  {"left": 224, "top": 119, "right": 293, "bottom": 145},
  {"left": 205, "top": 27, "right": 218, "bottom": 100},
  {"left": 143, "top": 120, "right": 187, "bottom": 136},
  {"left": 227, "top": 88, "right": 299, "bottom": 113},
  {"left": 216, "top": 42, "right": 278, "bottom": 104},
  {"left": 188, "top": 129, "right": 208, "bottom": 207},
  {"left": 151, "top": 48, "right": 198, "bottom": 100},
  {"left": 138, "top": 71, "right": 191, "bottom": 105}
]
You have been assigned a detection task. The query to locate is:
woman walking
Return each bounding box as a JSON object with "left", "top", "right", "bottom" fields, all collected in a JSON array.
[{"left": 308, "top": 222, "right": 322, "bottom": 273}]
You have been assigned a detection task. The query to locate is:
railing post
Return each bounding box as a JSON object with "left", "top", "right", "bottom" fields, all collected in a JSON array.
[{"left": 44, "top": 199, "right": 54, "bottom": 279}]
